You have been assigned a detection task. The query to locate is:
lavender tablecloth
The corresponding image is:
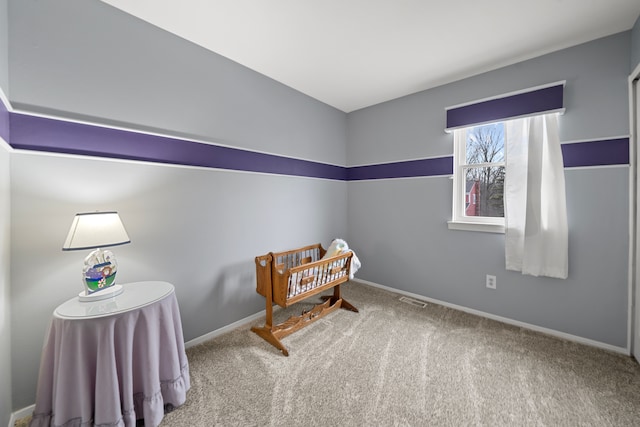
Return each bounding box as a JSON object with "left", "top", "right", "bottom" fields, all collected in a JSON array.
[{"left": 30, "top": 282, "right": 190, "bottom": 427}]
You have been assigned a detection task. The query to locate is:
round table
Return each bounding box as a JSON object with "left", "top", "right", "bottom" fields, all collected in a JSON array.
[{"left": 30, "top": 281, "right": 191, "bottom": 427}]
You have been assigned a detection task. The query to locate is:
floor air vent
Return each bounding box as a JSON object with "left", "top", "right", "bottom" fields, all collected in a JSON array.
[{"left": 399, "top": 296, "right": 428, "bottom": 308}]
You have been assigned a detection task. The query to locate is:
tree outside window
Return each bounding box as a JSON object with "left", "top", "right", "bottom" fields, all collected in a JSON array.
[{"left": 463, "top": 123, "right": 505, "bottom": 218}]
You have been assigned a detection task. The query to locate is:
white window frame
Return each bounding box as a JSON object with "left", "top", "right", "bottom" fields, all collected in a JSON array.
[{"left": 448, "top": 125, "right": 506, "bottom": 234}]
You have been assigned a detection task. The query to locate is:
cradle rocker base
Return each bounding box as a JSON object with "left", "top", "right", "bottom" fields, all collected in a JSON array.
[{"left": 251, "top": 291, "right": 358, "bottom": 357}]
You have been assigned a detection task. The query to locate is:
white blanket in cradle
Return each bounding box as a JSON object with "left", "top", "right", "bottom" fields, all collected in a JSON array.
[{"left": 322, "top": 238, "right": 361, "bottom": 279}]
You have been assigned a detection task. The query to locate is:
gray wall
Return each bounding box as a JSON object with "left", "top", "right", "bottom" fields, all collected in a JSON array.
[
  {"left": 0, "top": 0, "right": 12, "bottom": 423},
  {"left": 632, "top": 15, "right": 640, "bottom": 71},
  {"left": 8, "top": 0, "right": 347, "bottom": 410},
  {"left": 0, "top": 0, "right": 7, "bottom": 92},
  {"left": 346, "top": 32, "right": 631, "bottom": 348},
  {"left": 9, "top": 0, "right": 346, "bottom": 165}
]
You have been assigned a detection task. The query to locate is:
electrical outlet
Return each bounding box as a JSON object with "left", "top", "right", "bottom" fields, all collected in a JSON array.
[{"left": 486, "top": 274, "right": 497, "bottom": 289}]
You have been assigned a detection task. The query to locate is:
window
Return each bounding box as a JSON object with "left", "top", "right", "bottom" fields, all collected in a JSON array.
[
  {"left": 449, "top": 122, "right": 505, "bottom": 233},
  {"left": 445, "top": 82, "right": 565, "bottom": 234}
]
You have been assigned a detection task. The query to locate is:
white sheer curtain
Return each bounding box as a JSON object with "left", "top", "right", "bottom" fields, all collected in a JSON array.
[{"left": 504, "top": 113, "right": 568, "bottom": 279}]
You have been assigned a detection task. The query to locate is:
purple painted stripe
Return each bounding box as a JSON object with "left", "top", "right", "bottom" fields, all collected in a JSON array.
[
  {"left": 446, "top": 84, "right": 564, "bottom": 129},
  {"left": 7, "top": 111, "right": 627, "bottom": 181},
  {"left": 9, "top": 113, "right": 347, "bottom": 180},
  {"left": 347, "top": 157, "right": 453, "bottom": 181},
  {"left": 561, "top": 138, "right": 629, "bottom": 168},
  {"left": 0, "top": 98, "right": 9, "bottom": 143}
]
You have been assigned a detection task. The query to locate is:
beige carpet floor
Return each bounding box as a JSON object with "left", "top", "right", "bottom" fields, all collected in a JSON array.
[
  {"left": 16, "top": 282, "right": 640, "bottom": 426},
  {"left": 161, "top": 282, "right": 640, "bottom": 426}
]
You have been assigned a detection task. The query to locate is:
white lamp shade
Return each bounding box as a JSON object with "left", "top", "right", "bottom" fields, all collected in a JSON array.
[{"left": 62, "top": 211, "right": 131, "bottom": 251}]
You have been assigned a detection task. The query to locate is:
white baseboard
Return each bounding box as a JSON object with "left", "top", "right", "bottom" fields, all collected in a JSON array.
[
  {"left": 352, "top": 278, "right": 630, "bottom": 356},
  {"left": 9, "top": 404, "right": 34, "bottom": 427},
  {"left": 185, "top": 278, "right": 629, "bottom": 355},
  {"left": 184, "top": 309, "right": 267, "bottom": 349},
  {"left": 13, "top": 279, "right": 629, "bottom": 425}
]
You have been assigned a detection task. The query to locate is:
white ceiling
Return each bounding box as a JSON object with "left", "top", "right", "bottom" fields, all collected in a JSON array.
[{"left": 101, "top": 0, "right": 640, "bottom": 113}]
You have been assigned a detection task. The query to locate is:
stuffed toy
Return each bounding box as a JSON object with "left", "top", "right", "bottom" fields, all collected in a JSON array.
[
  {"left": 322, "top": 238, "right": 349, "bottom": 259},
  {"left": 322, "top": 238, "right": 361, "bottom": 279}
]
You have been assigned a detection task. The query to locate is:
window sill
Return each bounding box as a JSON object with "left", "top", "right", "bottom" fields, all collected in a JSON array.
[{"left": 447, "top": 221, "right": 505, "bottom": 234}]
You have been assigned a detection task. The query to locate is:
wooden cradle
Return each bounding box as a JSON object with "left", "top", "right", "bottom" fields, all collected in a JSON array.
[{"left": 251, "top": 243, "right": 358, "bottom": 356}]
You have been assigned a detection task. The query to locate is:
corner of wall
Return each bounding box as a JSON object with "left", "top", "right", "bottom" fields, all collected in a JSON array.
[
  {"left": 0, "top": 0, "right": 11, "bottom": 424},
  {"left": 0, "top": 106, "right": 12, "bottom": 427}
]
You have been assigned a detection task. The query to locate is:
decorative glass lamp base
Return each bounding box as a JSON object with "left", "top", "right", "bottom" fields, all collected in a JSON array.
[{"left": 78, "top": 284, "right": 124, "bottom": 302}]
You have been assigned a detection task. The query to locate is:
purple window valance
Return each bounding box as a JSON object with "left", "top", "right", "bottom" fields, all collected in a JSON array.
[{"left": 445, "top": 82, "right": 565, "bottom": 132}]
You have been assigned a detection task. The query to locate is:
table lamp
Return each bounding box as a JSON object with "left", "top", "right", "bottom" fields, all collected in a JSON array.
[{"left": 62, "top": 211, "right": 131, "bottom": 302}]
